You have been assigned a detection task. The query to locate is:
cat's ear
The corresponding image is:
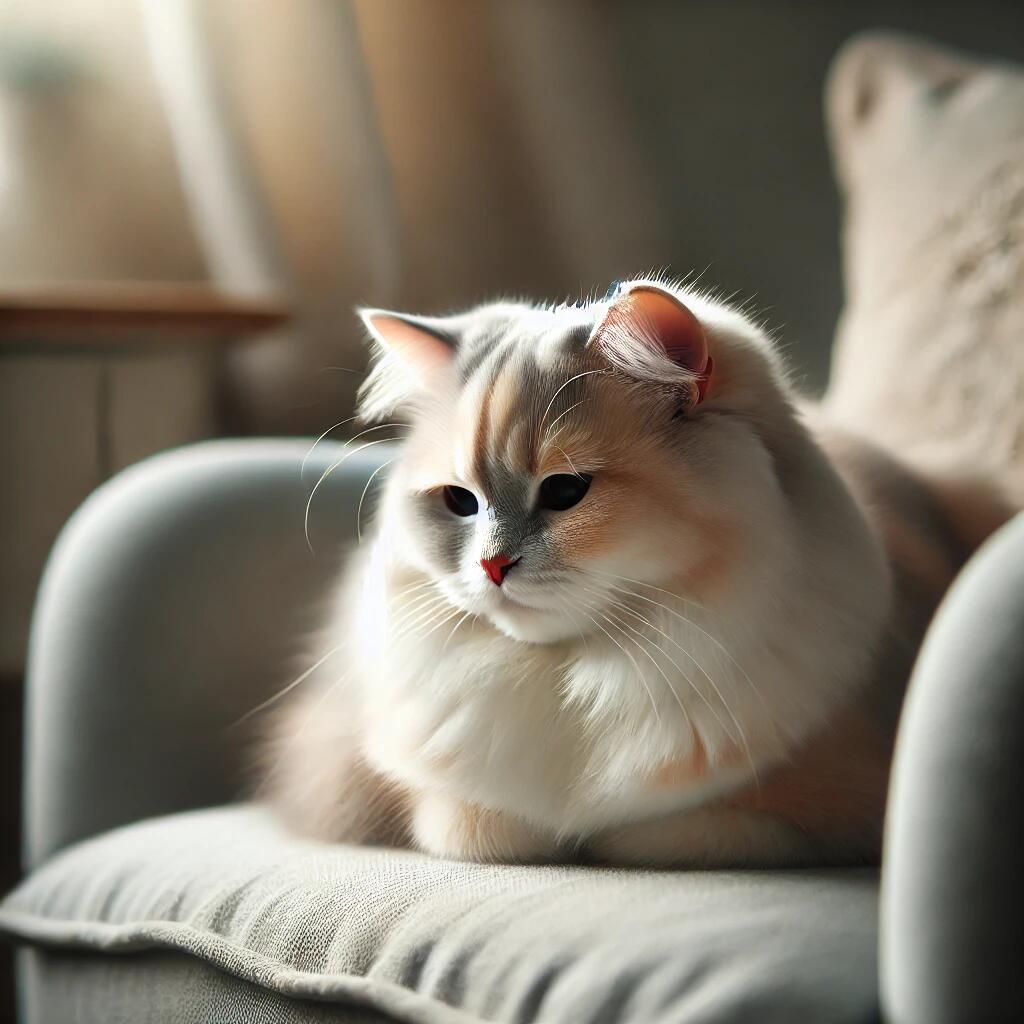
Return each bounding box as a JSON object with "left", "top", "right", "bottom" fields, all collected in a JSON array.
[
  {"left": 357, "top": 309, "right": 457, "bottom": 420},
  {"left": 359, "top": 309, "right": 456, "bottom": 377},
  {"left": 589, "top": 284, "right": 713, "bottom": 406}
]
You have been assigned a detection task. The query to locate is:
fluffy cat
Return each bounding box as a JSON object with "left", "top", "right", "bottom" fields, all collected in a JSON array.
[{"left": 260, "top": 278, "right": 1000, "bottom": 867}]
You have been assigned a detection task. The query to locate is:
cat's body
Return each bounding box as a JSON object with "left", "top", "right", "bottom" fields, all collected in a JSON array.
[{"left": 262, "top": 278, "right": 1009, "bottom": 866}]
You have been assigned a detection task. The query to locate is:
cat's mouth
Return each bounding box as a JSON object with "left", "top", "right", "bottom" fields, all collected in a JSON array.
[
  {"left": 473, "top": 581, "right": 587, "bottom": 644},
  {"left": 492, "top": 581, "right": 567, "bottom": 613},
  {"left": 494, "top": 587, "right": 533, "bottom": 609}
]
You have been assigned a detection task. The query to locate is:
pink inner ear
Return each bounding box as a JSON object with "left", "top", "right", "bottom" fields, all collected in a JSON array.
[
  {"left": 622, "top": 286, "right": 709, "bottom": 375},
  {"left": 366, "top": 313, "right": 453, "bottom": 376}
]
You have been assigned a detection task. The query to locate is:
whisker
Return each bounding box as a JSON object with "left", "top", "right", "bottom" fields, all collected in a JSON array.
[
  {"left": 441, "top": 609, "right": 475, "bottom": 651},
  {"left": 356, "top": 457, "right": 398, "bottom": 542},
  {"left": 551, "top": 444, "right": 584, "bottom": 479},
  {"left": 291, "top": 671, "right": 351, "bottom": 745},
  {"left": 538, "top": 369, "right": 606, "bottom": 434},
  {"left": 544, "top": 397, "right": 592, "bottom": 440},
  {"left": 301, "top": 416, "right": 357, "bottom": 478},
  {"left": 603, "top": 603, "right": 756, "bottom": 782},
  {"left": 585, "top": 566, "right": 707, "bottom": 610},
  {"left": 416, "top": 605, "right": 466, "bottom": 643},
  {"left": 581, "top": 571, "right": 752, "bottom": 690},
  {"left": 596, "top": 605, "right": 694, "bottom": 731},
  {"left": 388, "top": 586, "right": 447, "bottom": 620},
  {"left": 391, "top": 595, "right": 453, "bottom": 638},
  {"left": 388, "top": 578, "right": 439, "bottom": 604},
  {"left": 576, "top": 582, "right": 745, "bottom": 750},
  {"left": 586, "top": 574, "right": 779, "bottom": 745},
  {"left": 575, "top": 589, "right": 695, "bottom": 732},
  {"left": 547, "top": 582, "right": 591, "bottom": 654},
  {"left": 231, "top": 644, "right": 344, "bottom": 728},
  {"left": 304, "top": 432, "right": 404, "bottom": 554},
  {"left": 316, "top": 365, "right": 367, "bottom": 377},
  {"left": 575, "top": 605, "right": 660, "bottom": 723},
  {"left": 390, "top": 588, "right": 446, "bottom": 619}
]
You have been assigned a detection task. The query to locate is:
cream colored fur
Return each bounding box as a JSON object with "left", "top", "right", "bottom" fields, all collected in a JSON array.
[
  {"left": 261, "top": 277, "right": 943, "bottom": 867},
  {"left": 264, "top": 37, "right": 1024, "bottom": 862},
  {"left": 825, "top": 33, "right": 1024, "bottom": 513}
]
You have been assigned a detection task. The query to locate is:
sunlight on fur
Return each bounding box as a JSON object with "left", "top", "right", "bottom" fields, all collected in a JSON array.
[{"left": 259, "top": 276, "right": 1009, "bottom": 867}]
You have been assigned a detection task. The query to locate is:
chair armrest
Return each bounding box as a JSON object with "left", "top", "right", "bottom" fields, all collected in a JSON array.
[
  {"left": 23, "top": 438, "right": 391, "bottom": 869},
  {"left": 882, "top": 513, "right": 1024, "bottom": 1023}
]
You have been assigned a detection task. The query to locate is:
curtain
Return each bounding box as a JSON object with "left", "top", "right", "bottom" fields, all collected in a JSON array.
[{"left": 143, "top": 0, "right": 663, "bottom": 433}]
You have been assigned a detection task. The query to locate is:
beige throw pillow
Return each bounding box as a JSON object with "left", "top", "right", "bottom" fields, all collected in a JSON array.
[{"left": 824, "top": 32, "right": 1024, "bottom": 509}]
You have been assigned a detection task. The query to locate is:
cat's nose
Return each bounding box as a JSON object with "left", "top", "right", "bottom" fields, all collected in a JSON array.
[{"left": 480, "top": 554, "right": 520, "bottom": 586}]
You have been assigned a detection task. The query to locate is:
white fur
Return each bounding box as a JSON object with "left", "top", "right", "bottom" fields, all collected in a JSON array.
[{"left": 268, "top": 278, "right": 895, "bottom": 865}]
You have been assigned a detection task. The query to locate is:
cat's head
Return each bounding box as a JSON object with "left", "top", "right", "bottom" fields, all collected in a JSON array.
[{"left": 358, "top": 279, "right": 796, "bottom": 644}]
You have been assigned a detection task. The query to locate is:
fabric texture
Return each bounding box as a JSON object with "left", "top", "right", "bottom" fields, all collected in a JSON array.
[
  {"left": 16, "top": 949, "right": 396, "bottom": 1024},
  {"left": 824, "top": 32, "right": 1024, "bottom": 503},
  {"left": 2, "top": 805, "right": 879, "bottom": 1024}
]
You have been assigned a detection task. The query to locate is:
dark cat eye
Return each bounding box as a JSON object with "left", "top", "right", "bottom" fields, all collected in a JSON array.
[
  {"left": 443, "top": 485, "right": 479, "bottom": 517},
  {"left": 538, "top": 473, "right": 592, "bottom": 512}
]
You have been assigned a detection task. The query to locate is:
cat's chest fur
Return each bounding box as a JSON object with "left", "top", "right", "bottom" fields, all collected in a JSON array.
[{"left": 349, "top": 597, "right": 762, "bottom": 834}]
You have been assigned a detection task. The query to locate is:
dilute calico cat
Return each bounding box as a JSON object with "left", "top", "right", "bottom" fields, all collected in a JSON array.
[{"left": 261, "top": 278, "right": 1010, "bottom": 866}]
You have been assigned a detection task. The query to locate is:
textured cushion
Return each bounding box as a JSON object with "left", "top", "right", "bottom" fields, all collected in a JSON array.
[
  {"left": 1, "top": 805, "right": 879, "bottom": 1024},
  {"left": 823, "top": 32, "right": 1024, "bottom": 502},
  {"left": 16, "top": 949, "right": 397, "bottom": 1024}
]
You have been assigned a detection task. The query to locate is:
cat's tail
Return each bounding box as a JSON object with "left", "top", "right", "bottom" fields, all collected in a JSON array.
[{"left": 821, "top": 31, "right": 1024, "bottom": 547}]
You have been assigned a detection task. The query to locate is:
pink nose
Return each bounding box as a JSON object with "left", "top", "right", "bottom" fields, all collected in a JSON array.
[{"left": 480, "top": 554, "right": 519, "bottom": 586}]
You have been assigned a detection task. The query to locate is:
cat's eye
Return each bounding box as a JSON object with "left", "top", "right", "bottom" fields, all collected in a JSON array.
[
  {"left": 538, "top": 473, "right": 592, "bottom": 512},
  {"left": 442, "top": 485, "right": 479, "bottom": 517}
]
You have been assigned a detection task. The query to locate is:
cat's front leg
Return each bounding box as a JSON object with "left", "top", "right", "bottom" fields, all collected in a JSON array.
[
  {"left": 587, "top": 806, "right": 816, "bottom": 869},
  {"left": 411, "top": 792, "right": 561, "bottom": 863}
]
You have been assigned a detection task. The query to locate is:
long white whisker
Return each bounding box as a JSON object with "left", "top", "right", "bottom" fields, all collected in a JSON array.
[
  {"left": 234, "top": 643, "right": 343, "bottom": 727},
  {"left": 576, "top": 606, "right": 660, "bottom": 723},
  {"left": 583, "top": 586, "right": 761, "bottom": 784},
  {"left": 601, "top": 603, "right": 695, "bottom": 709},
  {"left": 388, "top": 578, "right": 438, "bottom": 602},
  {"left": 390, "top": 588, "right": 445, "bottom": 619},
  {"left": 392, "top": 595, "right": 452, "bottom": 638},
  {"left": 587, "top": 566, "right": 706, "bottom": 610},
  {"left": 544, "top": 397, "right": 592, "bottom": 440},
  {"left": 538, "top": 369, "right": 606, "bottom": 434},
  {"left": 301, "top": 416, "right": 357, "bottom": 478},
  {"left": 588, "top": 575, "right": 777, "bottom": 740},
  {"left": 576, "top": 582, "right": 744, "bottom": 748},
  {"left": 548, "top": 582, "right": 591, "bottom": 653},
  {"left": 582, "top": 570, "right": 748, "bottom": 686},
  {"left": 356, "top": 457, "right": 397, "bottom": 542},
  {"left": 416, "top": 605, "right": 465, "bottom": 643},
  {"left": 292, "top": 671, "right": 351, "bottom": 745},
  {"left": 304, "top": 434, "right": 403, "bottom": 554},
  {"left": 551, "top": 444, "right": 583, "bottom": 479},
  {"left": 596, "top": 605, "right": 694, "bottom": 730},
  {"left": 386, "top": 586, "right": 441, "bottom": 624},
  {"left": 575, "top": 589, "right": 694, "bottom": 730},
  {"left": 441, "top": 609, "right": 474, "bottom": 651},
  {"left": 605, "top": 604, "right": 756, "bottom": 780}
]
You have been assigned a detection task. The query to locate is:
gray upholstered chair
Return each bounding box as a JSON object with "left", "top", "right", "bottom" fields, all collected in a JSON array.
[{"left": 2, "top": 437, "right": 1022, "bottom": 1023}]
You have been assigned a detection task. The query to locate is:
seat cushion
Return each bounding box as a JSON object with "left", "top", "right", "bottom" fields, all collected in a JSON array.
[
  {"left": 1, "top": 805, "right": 879, "bottom": 1024},
  {"left": 16, "top": 948, "right": 398, "bottom": 1024}
]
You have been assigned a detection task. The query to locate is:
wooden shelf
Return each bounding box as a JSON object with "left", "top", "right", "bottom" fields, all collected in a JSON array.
[{"left": 0, "top": 282, "right": 290, "bottom": 342}]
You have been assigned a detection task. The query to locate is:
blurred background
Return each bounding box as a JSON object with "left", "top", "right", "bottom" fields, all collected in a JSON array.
[{"left": 2, "top": 1, "right": 1024, "bottom": 1017}]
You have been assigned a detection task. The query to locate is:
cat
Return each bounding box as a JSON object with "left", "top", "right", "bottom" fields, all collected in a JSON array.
[{"left": 260, "top": 277, "right": 1009, "bottom": 867}]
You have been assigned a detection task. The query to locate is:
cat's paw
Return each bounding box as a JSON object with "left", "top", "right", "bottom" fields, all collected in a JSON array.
[{"left": 411, "top": 793, "right": 557, "bottom": 863}]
